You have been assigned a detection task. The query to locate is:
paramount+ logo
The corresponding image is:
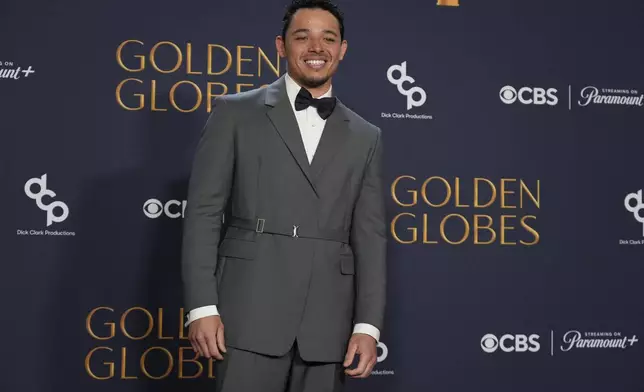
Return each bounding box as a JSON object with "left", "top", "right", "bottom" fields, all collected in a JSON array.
[
  {"left": 500, "top": 85, "right": 558, "bottom": 106},
  {"left": 480, "top": 333, "right": 540, "bottom": 353}
]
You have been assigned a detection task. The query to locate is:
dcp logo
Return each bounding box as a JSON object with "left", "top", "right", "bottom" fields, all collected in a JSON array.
[
  {"left": 499, "top": 85, "right": 558, "bottom": 106},
  {"left": 387, "top": 62, "right": 427, "bottom": 110},
  {"left": 481, "top": 333, "right": 540, "bottom": 353},
  {"left": 24, "top": 174, "right": 69, "bottom": 226},
  {"left": 376, "top": 341, "right": 388, "bottom": 362},
  {"left": 143, "top": 199, "right": 186, "bottom": 219},
  {"left": 624, "top": 190, "right": 644, "bottom": 236}
]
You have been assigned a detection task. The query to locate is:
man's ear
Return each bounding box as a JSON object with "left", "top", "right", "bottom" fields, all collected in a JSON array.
[
  {"left": 276, "top": 35, "right": 287, "bottom": 58},
  {"left": 339, "top": 40, "right": 348, "bottom": 61}
]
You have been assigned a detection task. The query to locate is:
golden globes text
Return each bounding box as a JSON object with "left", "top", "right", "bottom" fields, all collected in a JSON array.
[
  {"left": 115, "top": 39, "right": 282, "bottom": 113},
  {"left": 85, "top": 306, "right": 215, "bottom": 380},
  {"left": 390, "top": 176, "right": 540, "bottom": 245}
]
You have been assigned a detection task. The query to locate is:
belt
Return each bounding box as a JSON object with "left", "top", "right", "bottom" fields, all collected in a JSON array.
[{"left": 228, "top": 216, "right": 349, "bottom": 244}]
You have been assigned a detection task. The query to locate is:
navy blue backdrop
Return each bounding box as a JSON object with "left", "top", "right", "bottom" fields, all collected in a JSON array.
[{"left": 3, "top": 0, "right": 644, "bottom": 391}]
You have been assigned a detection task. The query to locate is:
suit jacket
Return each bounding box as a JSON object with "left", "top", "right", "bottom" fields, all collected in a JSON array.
[{"left": 181, "top": 74, "right": 386, "bottom": 362}]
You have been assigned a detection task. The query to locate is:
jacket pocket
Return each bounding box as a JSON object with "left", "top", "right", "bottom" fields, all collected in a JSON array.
[
  {"left": 218, "top": 238, "right": 257, "bottom": 260},
  {"left": 340, "top": 254, "right": 355, "bottom": 275}
]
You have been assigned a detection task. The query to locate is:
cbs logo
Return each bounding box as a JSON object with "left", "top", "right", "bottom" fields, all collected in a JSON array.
[
  {"left": 24, "top": 174, "right": 69, "bottom": 226},
  {"left": 500, "top": 85, "right": 558, "bottom": 106},
  {"left": 143, "top": 199, "right": 186, "bottom": 219},
  {"left": 387, "top": 61, "right": 427, "bottom": 110},
  {"left": 480, "top": 333, "right": 540, "bottom": 353}
]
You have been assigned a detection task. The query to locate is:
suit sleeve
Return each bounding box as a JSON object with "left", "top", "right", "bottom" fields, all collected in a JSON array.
[
  {"left": 350, "top": 127, "right": 387, "bottom": 332},
  {"left": 181, "top": 97, "right": 235, "bottom": 312}
]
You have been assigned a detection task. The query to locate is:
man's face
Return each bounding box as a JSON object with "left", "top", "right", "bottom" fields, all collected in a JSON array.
[{"left": 277, "top": 8, "right": 347, "bottom": 89}]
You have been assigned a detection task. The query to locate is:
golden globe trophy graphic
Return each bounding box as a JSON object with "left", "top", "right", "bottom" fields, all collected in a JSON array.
[{"left": 437, "top": 0, "right": 459, "bottom": 6}]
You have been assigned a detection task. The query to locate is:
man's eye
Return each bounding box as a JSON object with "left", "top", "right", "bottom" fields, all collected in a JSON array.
[
  {"left": 295, "top": 36, "right": 307, "bottom": 41},
  {"left": 325, "top": 38, "right": 336, "bottom": 43}
]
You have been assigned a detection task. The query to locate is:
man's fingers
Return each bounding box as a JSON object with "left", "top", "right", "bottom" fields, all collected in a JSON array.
[
  {"left": 343, "top": 343, "right": 357, "bottom": 367},
  {"left": 345, "top": 352, "right": 369, "bottom": 376},
  {"left": 196, "top": 335, "right": 212, "bottom": 358},
  {"left": 217, "top": 325, "right": 227, "bottom": 354},
  {"left": 206, "top": 334, "right": 223, "bottom": 360},
  {"left": 189, "top": 339, "right": 202, "bottom": 358},
  {"left": 358, "top": 358, "right": 377, "bottom": 378}
]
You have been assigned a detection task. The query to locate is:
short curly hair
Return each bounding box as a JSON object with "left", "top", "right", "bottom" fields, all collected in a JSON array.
[{"left": 281, "top": 0, "right": 345, "bottom": 40}]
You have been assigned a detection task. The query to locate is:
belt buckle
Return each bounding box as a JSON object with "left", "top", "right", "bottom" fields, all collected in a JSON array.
[
  {"left": 256, "top": 218, "right": 265, "bottom": 233},
  {"left": 292, "top": 225, "right": 299, "bottom": 238}
]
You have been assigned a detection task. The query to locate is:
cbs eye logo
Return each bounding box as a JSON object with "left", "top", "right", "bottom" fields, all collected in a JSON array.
[
  {"left": 499, "top": 85, "right": 558, "bottom": 106},
  {"left": 481, "top": 333, "right": 540, "bottom": 353},
  {"left": 143, "top": 199, "right": 186, "bottom": 219}
]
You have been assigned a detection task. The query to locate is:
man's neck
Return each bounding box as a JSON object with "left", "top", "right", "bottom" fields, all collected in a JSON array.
[{"left": 287, "top": 72, "right": 332, "bottom": 98}]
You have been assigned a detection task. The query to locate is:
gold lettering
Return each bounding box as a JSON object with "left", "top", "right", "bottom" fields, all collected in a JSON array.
[
  {"left": 422, "top": 213, "right": 438, "bottom": 244},
  {"left": 150, "top": 80, "right": 168, "bottom": 112},
  {"left": 208, "top": 44, "right": 233, "bottom": 75},
  {"left": 116, "top": 40, "right": 145, "bottom": 72},
  {"left": 121, "top": 347, "right": 137, "bottom": 379},
  {"left": 437, "top": 0, "right": 459, "bottom": 6},
  {"left": 500, "top": 178, "right": 517, "bottom": 209},
  {"left": 500, "top": 215, "right": 517, "bottom": 245},
  {"left": 157, "top": 308, "right": 172, "bottom": 340},
  {"left": 120, "top": 307, "right": 154, "bottom": 340},
  {"left": 85, "top": 347, "right": 114, "bottom": 380},
  {"left": 258, "top": 47, "right": 280, "bottom": 77},
  {"left": 150, "top": 41, "right": 182, "bottom": 74},
  {"left": 178, "top": 347, "right": 203, "bottom": 379},
  {"left": 116, "top": 79, "right": 144, "bottom": 111},
  {"left": 520, "top": 216, "right": 539, "bottom": 245},
  {"left": 454, "top": 177, "right": 470, "bottom": 207},
  {"left": 87, "top": 307, "right": 116, "bottom": 340},
  {"left": 421, "top": 176, "right": 451, "bottom": 207},
  {"left": 474, "top": 178, "right": 496, "bottom": 208},
  {"left": 473, "top": 215, "right": 496, "bottom": 245},
  {"left": 440, "top": 214, "right": 469, "bottom": 245},
  {"left": 170, "top": 81, "right": 203, "bottom": 113},
  {"left": 520, "top": 180, "right": 540, "bottom": 209},
  {"left": 391, "top": 175, "right": 417, "bottom": 207},
  {"left": 140, "top": 347, "right": 173, "bottom": 380},
  {"left": 186, "top": 43, "right": 202, "bottom": 75},
  {"left": 208, "top": 357, "right": 216, "bottom": 378},
  {"left": 391, "top": 213, "right": 417, "bottom": 244},
  {"left": 237, "top": 45, "right": 254, "bottom": 77}
]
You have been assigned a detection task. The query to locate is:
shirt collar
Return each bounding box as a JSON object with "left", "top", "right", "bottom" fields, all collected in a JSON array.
[{"left": 284, "top": 72, "right": 333, "bottom": 111}]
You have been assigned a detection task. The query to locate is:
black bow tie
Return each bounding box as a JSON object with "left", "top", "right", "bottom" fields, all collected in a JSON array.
[{"left": 294, "top": 88, "right": 336, "bottom": 120}]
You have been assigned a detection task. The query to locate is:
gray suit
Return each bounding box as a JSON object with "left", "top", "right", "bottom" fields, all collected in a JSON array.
[{"left": 181, "top": 75, "right": 386, "bottom": 366}]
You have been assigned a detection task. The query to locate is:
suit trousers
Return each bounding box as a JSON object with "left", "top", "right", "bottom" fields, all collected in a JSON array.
[{"left": 214, "top": 340, "right": 346, "bottom": 392}]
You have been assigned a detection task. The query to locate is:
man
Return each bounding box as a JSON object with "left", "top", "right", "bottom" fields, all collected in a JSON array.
[{"left": 181, "top": 1, "right": 386, "bottom": 390}]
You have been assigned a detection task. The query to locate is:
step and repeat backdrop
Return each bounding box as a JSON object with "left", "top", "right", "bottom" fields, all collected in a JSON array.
[{"left": 3, "top": 0, "right": 644, "bottom": 391}]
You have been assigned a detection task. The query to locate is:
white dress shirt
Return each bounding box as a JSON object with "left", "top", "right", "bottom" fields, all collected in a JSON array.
[{"left": 185, "top": 73, "right": 381, "bottom": 343}]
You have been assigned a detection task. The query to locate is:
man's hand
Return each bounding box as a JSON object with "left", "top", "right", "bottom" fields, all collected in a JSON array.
[
  {"left": 343, "top": 333, "right": 378, "bottom": 378},
  {"left": 188, "top": 315, "right": 226, "bottom": 360}
]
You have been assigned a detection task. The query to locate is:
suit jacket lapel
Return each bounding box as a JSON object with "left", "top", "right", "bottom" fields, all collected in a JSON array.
[
  {"left": 265, "top": 76, "right": 319, "bottom": 197},
  {"left": 309, "top": 101, "right": 350, "bottom": 182}
]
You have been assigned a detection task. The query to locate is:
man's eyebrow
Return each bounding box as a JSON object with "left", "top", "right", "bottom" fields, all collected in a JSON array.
[{"left": 291, "top": 28, "right": 339, "bottom": 36}]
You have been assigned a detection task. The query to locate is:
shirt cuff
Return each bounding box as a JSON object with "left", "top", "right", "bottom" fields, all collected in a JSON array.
[
  {"left": 185, "top": 305, "right": 219, "bottom": 327},
  {"left": 352, "top": 323, "right": 380, "bottom": 342}
]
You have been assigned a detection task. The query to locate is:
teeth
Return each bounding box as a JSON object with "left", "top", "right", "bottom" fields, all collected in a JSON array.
[{"left": 306, "top": 60, "right": 325, "bottom": 65}]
